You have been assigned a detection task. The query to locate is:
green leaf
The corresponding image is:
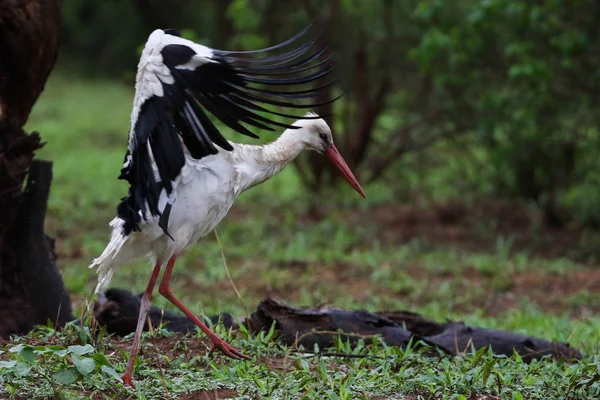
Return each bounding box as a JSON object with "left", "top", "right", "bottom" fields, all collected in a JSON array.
[
  {"left": 0, "top": 360, "right": 18, "bottom": 369},
  {"left": 5, "top": 383, "right": 17, "bottom": 396},
  {"left": 68, "top": 344, "right": 94, "bottom": 356},
  {"left": 15, "top": 362, "right": 32, "bottom": 377},
  {"left": 54, "top": 349, "right": 70, "bottom": 357},
  {"left": 481, "top": 357, "right": 498, "bottom": 386},
  {"left": 101, "top": 365, "right": 123, "bottom": 383},
  {"left": 92, "top": 353, "right": 110, "bottom": 366},
  {"left": 8, "top": 344, "right": 26, "bottom": 353},
  {"left": 53, "top": 367, "right": 81, "bottom": 385},
  {"left": 513, "top": 392, "right": 524, "bottom": 400},
  {"left": 71, "top": 355, "right": 96, "bottom": 376},
  {"left": 34, "top": 345, "right": 67, "bottom": 355},
  {"left": 253, "top": 375, "right": 267, "bottom": 392},
  {"left": 470, "top": 345, "right": 487, "bottom": 368},
  {"left": 227, "top": 0, "right": 260, "bottom": 31},
  {"left": 18, "top": 347, "right": 37, "bottom": 364}
]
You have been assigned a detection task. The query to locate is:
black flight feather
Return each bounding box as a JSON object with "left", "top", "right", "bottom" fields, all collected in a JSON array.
[{"left": 117, "top": 25, "right": 339, "bottom": 237}]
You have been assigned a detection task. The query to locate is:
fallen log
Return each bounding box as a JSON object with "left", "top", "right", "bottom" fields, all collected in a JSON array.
[
  {"left": 93, "top": 288, "right": 233, "bottom": 336},
  {"left": 93, "top": 289, "right": 581, "bottom": 362}
]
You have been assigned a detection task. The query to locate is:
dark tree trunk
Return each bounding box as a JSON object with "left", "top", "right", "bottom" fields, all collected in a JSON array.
[
  {"left": 295, "top": 0, "right": 341, "bottom": 198},
  {"left": 213, "top": 0, "right": 233, "bottom": 49},
  {"left": 0, "top": 160, "right": 73, "bottom": 337},
  {"left": 0, "top": 0, "right": 73, "bottom": 338}
]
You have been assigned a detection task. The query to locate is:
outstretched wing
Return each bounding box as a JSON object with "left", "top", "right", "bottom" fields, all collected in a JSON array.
[{"left": 117, "top": 26, "right": 338, "bottom": 236}]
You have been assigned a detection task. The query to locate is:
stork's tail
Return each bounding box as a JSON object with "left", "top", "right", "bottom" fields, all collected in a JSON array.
[{"left": 89, "top": 218, "right": 130, "bottom": 294}]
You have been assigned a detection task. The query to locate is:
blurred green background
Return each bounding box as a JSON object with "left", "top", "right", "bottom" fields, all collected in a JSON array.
[
  {"left": 27, "top": 0, "right": 600, "bottom": 326},
  {"left": 55, "top": 0, "right": 600, "bottom": 230}
]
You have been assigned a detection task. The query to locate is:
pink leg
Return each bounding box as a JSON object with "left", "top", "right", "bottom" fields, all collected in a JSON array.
[
  {"left": 121, "top": 261, "right": 162, "bottom": 388},
  {"left": 158, "top": 256, "right": 250, "bottom": 360}
]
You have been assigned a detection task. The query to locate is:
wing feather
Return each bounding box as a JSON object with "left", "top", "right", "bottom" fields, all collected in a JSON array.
[{"left": 117, "top": 25, "right": 338, "bottom": 236}]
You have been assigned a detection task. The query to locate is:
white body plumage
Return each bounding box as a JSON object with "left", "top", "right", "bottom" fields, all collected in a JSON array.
[{"left": 90, "top": 122, "right": 317, "bottom": 293}]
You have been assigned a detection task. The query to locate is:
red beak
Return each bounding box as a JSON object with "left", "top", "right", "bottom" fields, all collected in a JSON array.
[{"left": 324, "top": 145, "right": 366, "bottom": 198}]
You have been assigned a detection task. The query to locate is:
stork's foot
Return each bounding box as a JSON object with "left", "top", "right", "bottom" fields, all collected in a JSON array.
[
  {"left": 209, "top": 338, "right": 251, "bottom": 360},
  {"left": 121, "top": 372, "right": 136, "bottom": 389}
]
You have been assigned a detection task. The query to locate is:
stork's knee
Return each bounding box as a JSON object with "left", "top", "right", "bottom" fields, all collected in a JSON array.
[{"left": 159, "top": 284, "right": 171, "bottom": 297}]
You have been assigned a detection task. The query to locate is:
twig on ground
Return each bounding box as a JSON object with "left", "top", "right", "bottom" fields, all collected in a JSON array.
[{"left": 214, "top": 229, "right": 248, "bottom": 319}]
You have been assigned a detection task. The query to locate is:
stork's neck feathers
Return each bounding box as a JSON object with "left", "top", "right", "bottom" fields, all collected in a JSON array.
[
  {"left": 262, "top": 128, "right": 307, "bottom": 164},
  {"left": 232, "top": 127, "right": 307, "bottom": 193}
]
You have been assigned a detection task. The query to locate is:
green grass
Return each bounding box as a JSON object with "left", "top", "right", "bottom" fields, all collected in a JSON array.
[
  {"left": 2, "top": 323, "right": 599, "bottom": 399},
  {"left": 1, "top": 71, "right": 599, "bottom": 399}
]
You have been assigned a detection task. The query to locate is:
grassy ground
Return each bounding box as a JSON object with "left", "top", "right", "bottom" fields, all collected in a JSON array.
[{"left": 1, "top": 72, "right": 600, "bottom": 399}]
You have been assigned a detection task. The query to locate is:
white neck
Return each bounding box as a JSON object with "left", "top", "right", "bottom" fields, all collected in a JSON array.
[
  {"left": 232, "top": 128, "right": 307, "bottom": 194},
  {"left": 262, "top": 128, "right": 307, "bottom": 164}
]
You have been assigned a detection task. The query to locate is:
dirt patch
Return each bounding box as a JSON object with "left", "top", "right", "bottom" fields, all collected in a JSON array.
[
  {"left": 112, "top": 334, "right": 213, "bottom": 365},
  {"left": 210, "top": 256, "right": 600, "bottom": 317},
  {"left": 506, "top": 269, "right": 600, "bottom": 314},
  {"left": 400, "top": 264, "right": 600, "bottom": 315},
  {"left": 513, "top": 269, "right": 600, "bottom": 296},
  {"left": 203, "top": 259, "right": 392, "bottom": 307},
  {"left": 0, "top": 395, "right": 29, "bottom": 400},
  {"left": 346, "top": 200, "right": 590, "bottom": 262},
  {"left": 467, "top": 393, "right": 501, "bottom": 400},
  {"left": 257, "top": 355, "right": 295, "bottom": 371},
  {"left": 180, "top": 389, "right": 239, "bottom": 400},
  {"left": 368, "top": 392, "right": 501, "bottom": 400}
]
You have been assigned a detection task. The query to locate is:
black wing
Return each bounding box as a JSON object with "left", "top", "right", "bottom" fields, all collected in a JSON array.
[{"left": 117, "top": 26, "right": 339, "bottom": 236}]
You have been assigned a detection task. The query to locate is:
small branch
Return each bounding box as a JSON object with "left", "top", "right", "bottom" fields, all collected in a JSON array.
[
  {"left": 214, "top": 229, "right": 248, "bottom": 319},
  {"left": 346, "top": 0, "right": 395, "bottom": 171},
  {"left": 301, "top": 351, "right": 373, "bottom": 359},
  {"left": 365, "top": 114, "right": 436, "bottom": 183},
  {"left": 348, "top": 64, "right": 391, "bottom": 170},
  {"left": 366, "top": 117, "right": 473, "bottom": 184}
]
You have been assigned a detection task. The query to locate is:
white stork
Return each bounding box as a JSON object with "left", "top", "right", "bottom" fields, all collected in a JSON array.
[{"left": 89, "top": 26, "right": 365, "bottom": 388}]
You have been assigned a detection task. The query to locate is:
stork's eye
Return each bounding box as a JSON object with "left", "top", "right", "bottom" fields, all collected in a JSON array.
[{"left": 319, "top": 133, "right": 328, "bottom": 142}]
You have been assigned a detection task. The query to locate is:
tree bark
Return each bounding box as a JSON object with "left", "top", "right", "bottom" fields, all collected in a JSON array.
[
  {"left": 0, "top": 160, "right": 73, "bottom": 337},
  {"left": 0, "top": 0, "right": 62, "bottom": 129},
  {"left": 0, "top": 0, "right": 72, "bottom": 338},
  {"left": 213, "top": 0, "right": 233, "bottom": 49}
]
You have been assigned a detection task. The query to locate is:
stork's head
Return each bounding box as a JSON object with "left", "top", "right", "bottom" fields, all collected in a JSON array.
[{"left": 295, "top": 113, "right": 366, "bottom": 198}]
